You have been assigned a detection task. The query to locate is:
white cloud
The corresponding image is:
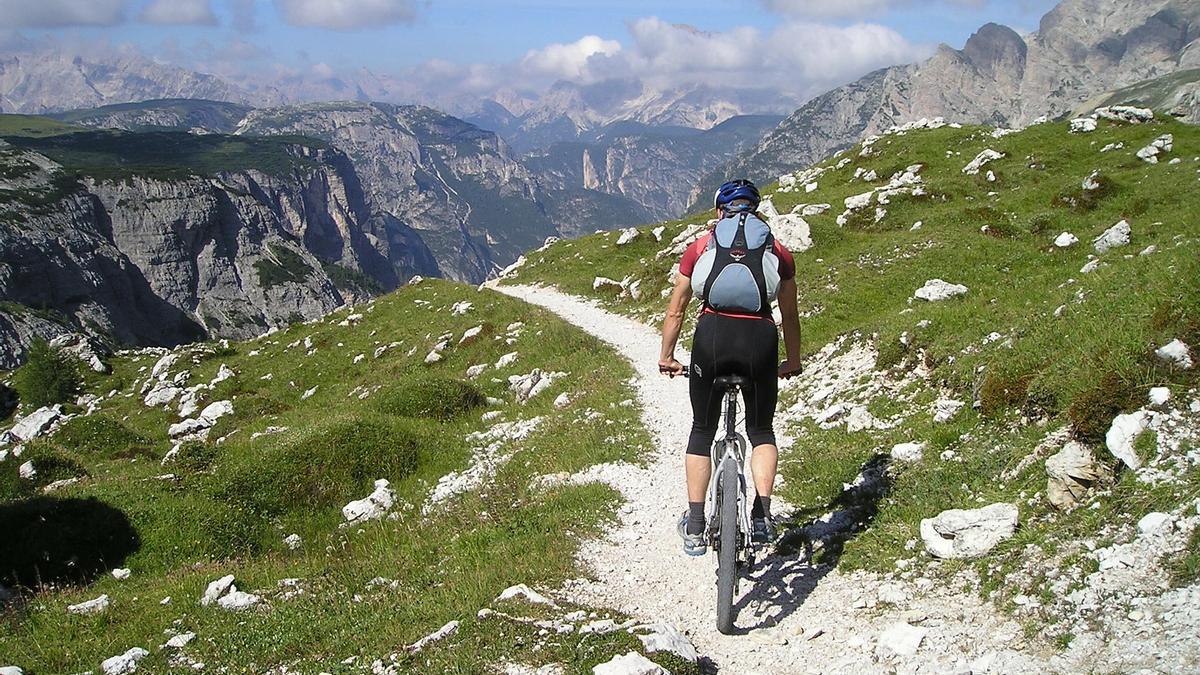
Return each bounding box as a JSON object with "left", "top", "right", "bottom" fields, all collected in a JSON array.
[
  {"left": 520, "top": 35, "right": 622, "bottom": 81},
  {"left": 139, "top": 0, "right": 217, "bottom": 26},
  {"left": 273, "top": 0, "right": 418, "bottom": 30},
  {"left": 0, "top": 0, "right": 126, "bottom": 27},
  {"left": 761, "top": 0, "right": 984, "bottom": 19}
]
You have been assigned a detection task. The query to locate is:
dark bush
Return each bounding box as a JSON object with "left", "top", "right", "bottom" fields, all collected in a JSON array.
[
  {"left": 52, "top": 415, "right": 150, "bottom": 459},
  {"left": 0, "top": 441, "right": 88, "bottom": 500},
  {"left": 1028, "top": 213, "right": 1056, "bottom": 236},
  {"left": 212, "top": 415, "right": 422, "bottom": 516},
  {"left": 1068, "top": 371, "right": 1139, "bottom": 444},
  {"left": 13, "top": 339, "right": 81, "bottom": 409},
  {"left": 375, "top": 375, "right": 486, "bottom": 422},
  {"left": 174, "top": 441, "right": 219, "bottom": 473},
  {"left": 0, "top": 383, "right": 17, "bottom": 421},
  {"left": 1053, "top": 175, "right": 1116, "bottom": 212},
  {"left": 979, "top": 369, "right": 1033, "bottom": 418}
]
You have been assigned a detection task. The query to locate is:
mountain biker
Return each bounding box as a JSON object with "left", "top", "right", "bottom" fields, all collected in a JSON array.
[{"left": 658, "top": 178, "right": 803, "bottom": 556}]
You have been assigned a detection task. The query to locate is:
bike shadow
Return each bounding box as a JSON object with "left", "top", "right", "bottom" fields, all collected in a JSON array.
[{"left": 729, "top": 453, "right": 893, "bottom": 634}]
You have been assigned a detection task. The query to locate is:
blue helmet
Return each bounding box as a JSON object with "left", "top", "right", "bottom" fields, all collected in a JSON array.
[{"left": 713, "top": 179, "right": 760, "bottom": 210}]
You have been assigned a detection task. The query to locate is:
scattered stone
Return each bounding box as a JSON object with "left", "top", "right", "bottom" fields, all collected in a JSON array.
[
  {"left": 67, "top": 594, "right": 110, "bottom": 615},
  {"left": 17, "top": 461, "right": 34, "bottom": 480},
  {"left": 1069, "top": 118, "right": 1097, "bottom": 133},
  {"left": 891, "top": 442, "right": 926, "bottom": 463},
  {"left": 49, "top": 333, "right": 108, "bottom": 373},
  {"left": 652, "top": 226, "right": 666, "bottom": 242},
  {"left": 616, "top": 228, "right": 640, "bottom": 246},
  {"left": 1136, "top": 134, "right": 1174, "bottom": 163},
  {"left": 164, "top": 632, "right": 195, "bottom": 649},
  {"left": 1080, "top": 258, "right": 1102, "bottom": 274},
  {"left": 342, "top": 479, "right": 396, "bottom": 523},
  {"left": 933, "top": 399, "right": 965, "bottom": 424},
  {"left": 1154, "top": 339, "right": 1194, "bottom": 370},
  {"left": 200, "top": 575, "right": 236, "bottom": 606},
  {"left": 216, "top": 590, "right": 261, "bottom": 611},
  {"left": 211, "top": 364, "right": 235, "bottom": 385},
  {"left": 1094, "top": 106, "right": 1154, "bottom": 124},
  {"left": 466, "top": 364, "right": 488, "bottom": 378},
  {"left": 284, "top": 534, "right": 302, "bottom": 550},
  {"left": 0, "top": 667, "right": 24, "bottom": 675},
  {"left": 459, "top": 326, "right": 484, "bottom": 345},
  {"left": 1106, "top": 411, "right": 1148, "bottom": 469},
  {"left": 101, "top": 648, "right": 149, "bottom": 675},
  {"left": 592, "top": 652, "right": 667, "bottom": 675},
  {"left": 495, "top": 352, "right": 519, "bottom": 369},
  {"left": 962, "top": 149, "right": 1004, "bottom": 175},
  {"left": 1137, "top": 512, "right": 1172, "bottom": 536},
  {"left": 451, "top": 301, "right": 473, "bottom": 316},
  {"left": 425, "top": 350, "right": 444, "bottom": 364},
  {"left": 301, "top": 386, "right": 319, "bottom": 400},
  {"left": 553, "top": 392, "right": 570, "bottom": 409},
  {"left": 593, "top": 277, "right": 626, "bottom": 293},
  {"left": 407, "top": 620, "right": 460, "bottom": 653},
  {"left": 844, "top": 191, "right": 874, "bottom": 211},
  {"left": 914, "top": 279, "right": 968, "bottom": 302},
  {"left": 1046, "top": 442, "right": 1110, "bottom": 510},
  {"left": 10, "top": 405, "right": 64, "bottom": 441},
  {"left": 634, "top": 623, "right": 697, "bottom": 662},
  {"left": 1093, "top": 220, "right": 1131, "bottom": 253},
  {"left": 111, "top": 568, "right": 131, "bottom": 581},
  {"left": 877, "top": 622, "right": 927, "bottom": 657},
  {"left": 167, "top": 418, "right": 209, "bottom": 440},
  {"left": 1054, "top": 232, "right": 1079, "bottom": 248},
  {"left": 508, "top": 369, "right": 563, "bottom": 403},
  {"left": 920, "top": 503, "right": 1018, "bottom": 559},
  {"left": 496, "top": 584, "right": 558, "bottom": 607},
  {"left": 199, "top": 400, "right": 233, "bottom": 425}
]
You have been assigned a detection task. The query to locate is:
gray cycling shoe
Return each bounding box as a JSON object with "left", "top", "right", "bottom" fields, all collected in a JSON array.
[
  {"left": 677, "top": 512, "right": 707, "bottom": 556},
  {"left": 751, "top": 516, "right": 777, "bottom": 544}
]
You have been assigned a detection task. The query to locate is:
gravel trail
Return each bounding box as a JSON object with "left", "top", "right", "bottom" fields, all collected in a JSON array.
[{"left": 492, "top": 284, "right": 1057, "bottom": 674}]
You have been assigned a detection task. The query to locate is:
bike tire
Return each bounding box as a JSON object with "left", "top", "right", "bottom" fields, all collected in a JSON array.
[{"left": 715, "top": 448, "right": 739, "bottom": 635}]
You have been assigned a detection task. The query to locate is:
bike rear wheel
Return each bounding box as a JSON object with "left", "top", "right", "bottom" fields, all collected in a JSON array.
[{"left": 715, "top": 448, "right": 739, "bottom": 634}]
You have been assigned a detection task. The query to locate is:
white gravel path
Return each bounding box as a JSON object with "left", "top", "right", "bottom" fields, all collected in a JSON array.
[{"left": 490, "top": 284, "right": 1075, "bottom": 674}]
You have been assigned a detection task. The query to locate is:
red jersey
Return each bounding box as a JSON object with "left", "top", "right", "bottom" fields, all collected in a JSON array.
[{"left": 679, "top": 232, "right": 795, "bottom": 320}]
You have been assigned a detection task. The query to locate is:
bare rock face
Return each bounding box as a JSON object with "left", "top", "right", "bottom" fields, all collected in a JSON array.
[{"left": 724, "top": 0, "right": 1200, "bottom": 183}]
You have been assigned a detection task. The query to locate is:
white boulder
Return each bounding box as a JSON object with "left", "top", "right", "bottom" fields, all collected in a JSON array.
[
  {"left": 1148, "top": 387, "right": 1172, "bottom": 408},
  {"left": 67, "top": 594, "right": 110, "bottom": 615},
  {"left": 496, "top": 584, "right": 557, "bottom": 607},
  {"left": 1155, "top": 339, "right": 1194, "bottom": 369},
  {"left": 635, "top": 623, "right": 697, "bottom": 662},
  {"left": 962, "top": 149, "right": 1004, "bottom": 175},
  {"left": 199, "top": 400, "right": 233, "bottom": 425},
  {"left": 342, "top": 479, "right": 396, "bottom": 523},
  {"left": 200, "top": 574, "right": 236, "bottom": 606},
  {"left": 10, "top": 405, "right": 64, "bottom": 441},
  {"left": 1054, "top": 232, "right": 1079, "bottom": 248},
  {"left": 1094, "top": 106, "right": 1154, "bottom": 124},
  {"left": 210, "top": 364, "right": 235, "bottom": 385},
  {"left": 771, "top": 213, "right": 813, "bottom": 252},
  {"left": 592, "top": 652, "right": 667, "bottom": 675},
  {"left": 1046, "top": 441, "right": 1109, "bottom": 510},
  {"left": 1093, "top": 220, "right": 1131, "bottom": 253},
  {"left": 933, "top": 399, "right": 966, "bottom": 424},
  {"left": 920, "top": 503, "right": 1018, "bottom": 559},
  {"left": 216, "top": 590, "right": 261, "bottom": 611},
  {"left": 0, "top": 667, "right": 24, "bottom": 675},
  {"left": 17, "top": 461, "right": 35, "bottom": 480},
  {"left": 1137, "top": 512, "right": 1172, "bottom": 535},
  {"left": 101, "top": 648, "right": 149, "bottom": 675},
  {"left": 111, "top": 568, "right": 131, "bottom": 581},
  {"left": 407, "top": 620, "right": 460, "bottom": 653},
  {"left": 450, "top": 301, "right": 473, "bottom": 316},
  {"left": 495, "top": 352, "right": 519, "bottom": 369},
  {"left": 143, "top": 381, "right": 182, "bottom": 408},
  {"left": 167, "top": 418, "right": 210, "bottom": 440},
  {"left": 877, "top": 622, "right": 928, "bottom": 657},
  {"left": 1069, "top": 118, "right": 1097, "bottom": 133},
  {"left": 616, "top": 228, "right": 640, "bottom": 246},
  {"left": 844, "top": 191, "right": 874, "bottom": 211},
  {"left": 1106, "top": 411, "right": 1148, "bottom": 469},
  {"left": 284, "top": 533, "right": 302, "bottom": 550},
  {"left": 164, "top": 632, "right": 196, "bottom": 649},
  {"left": 508, "top": 369, "right": 562, "bottom": 404},
  {"left": 914, "top": 280, "right": 968, "bottom": 302},
  {"left": 890, "top": 442, "right": 926, "bottom": 463}
]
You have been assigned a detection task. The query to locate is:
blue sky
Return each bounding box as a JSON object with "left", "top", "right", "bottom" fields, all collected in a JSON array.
[{"left": 1, "top": 0, "right": 1063, "bottom": 103}]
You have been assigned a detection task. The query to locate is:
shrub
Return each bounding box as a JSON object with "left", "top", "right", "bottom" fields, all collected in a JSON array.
[
  {"left": 1052, "top": 175, "right": 1116, "bottom": 212},
  {"left": 174, "top": 441, "right": 219, "bottom": 473},
  {"left": 212, "top": 415, "right": 423, "bottom": 516},
  {"left": 979, "top": 369, "right": 1033, "bottom": 418},
  {"left": 13, "top": 339, "right": 81, "bottom": 409},
  {"left": 0, "top": 441, "right": 88, "bottom": 500},
  {"left": 375, "top": 375, "right": 486, "bottom": 422},
  {"left": 52, "top": 415, "right": 150, "bottom": 459},
  {"left": 1067, "top": 371, "right": 1139, "bottom": 444}
]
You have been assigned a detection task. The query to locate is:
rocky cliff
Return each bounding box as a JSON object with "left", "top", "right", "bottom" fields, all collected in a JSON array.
[
  {"left": 721, "top": 0, "right": 1200, "bottom": 186},
  {"left": 0, "top": 132, "right": 438, "bottom": 366}
]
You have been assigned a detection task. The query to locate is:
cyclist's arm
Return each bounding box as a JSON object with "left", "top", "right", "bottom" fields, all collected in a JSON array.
[
  {"left": 778, "top": 278, "right": 803, "bottom": 377},
  {"left": 659, "top": 272, "right": 692, "bottom": 374}
]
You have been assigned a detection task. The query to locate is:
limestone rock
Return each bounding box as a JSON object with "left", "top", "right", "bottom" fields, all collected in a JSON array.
[
  {"left": 199, "top": 400, "right": 233, "bottom": 425},
  {"left": 1054, "top": 232, "right": 1079, "bottom": 248},
  {"left": 1046, "top": 441, "right": 1110, "bottom": 510},
  {"left": 592, "top": 652, "right": 667, "bottom": 675},
  {"left": 1070, "top": 118, "right": 1098, "bottom": 133},
  {"left": 342, "top": 479, "right": 396, "bottom": 523},
  {"left": 962, "top": 149, "right": 1005, "bottom": 175},
  {"left": 143, "top": 381, "right": 182, "bottom": 408},
  {"left": 616, "top": 228, "right": 640, "bottom": 246},
  {"left": 933, "top": 399, "right": 966, "bottom": 424},
  {"left": 200, "top": 574, "right": 236, "bottom": 606},
  {"left": 9, "top": 405, "right": 64, "bottom": 441},
  {"left": 406, "top": 620, "right": 460, "bottom": 653},
  {"left": 284, "top": 534, "right": 302, "bottom": 550},
  {"left": 914, "top": 280, "right": 968, "bottom": 302},
  {"left": 1137, "top": 512, "right": 1172, "bottom": 535},
  {"left": 920, "top": 503, "right": 1018, "bottom": 559},
  {"left": 1105, "top": 411, "right": 1148, "bottom": 469},
  {"left": 1148, "top": 387, "right": 1171, "bottom": 409},
  {"left": 1093, "top": 220, "right": 1131, "bottom": 253},
  {"left": 216, "top": 590, "right": 261, "bottom": 611},
  {"left": 891, "top": 442, "right": 926, "bottom": 463},
  {"left": 101, "top": 648, "right": 149, "bottom": 675},
  {"left": 508, "top": 369, "right": 563, "bottom": 404},
  {"left": 635, "top": 623, "right": 697, "bottom": 662},
  {"left": 48, "top": 333, "right": 109, "bottom": 373},
  {"left": 1155, "top": 339, "right": 1194, "bottom": 369},
  {"left": 17, "top": 461, "right": 35, "bottom": 480},
  {"left": 877, "top": 621, "right": 927, "bottom": 657},
  {"left": 67, "top": 594, "right": 110, "bottom": 615},
  {"left": 496, "top": 584, "right": 557, "bottom": 607}
]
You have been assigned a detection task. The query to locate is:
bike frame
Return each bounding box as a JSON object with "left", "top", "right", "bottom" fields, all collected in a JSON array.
[{"left": 706, "top": 385, "right": 753, "bottom": 556}]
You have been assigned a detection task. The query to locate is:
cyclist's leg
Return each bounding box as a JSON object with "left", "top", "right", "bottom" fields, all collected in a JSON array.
[
  {"left": 684, "top": 314, "right": 723, "bottom": 539},
  {"left": 741, "top": 318, "right": 780, "bottom": 517}
]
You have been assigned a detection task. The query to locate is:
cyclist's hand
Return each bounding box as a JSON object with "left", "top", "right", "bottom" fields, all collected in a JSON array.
[
  {"left": 659, "top": 358, "right": 686, "bottom": 378},
  {"left": 778, "top": 359, "right": 804, "bottom": 379}
]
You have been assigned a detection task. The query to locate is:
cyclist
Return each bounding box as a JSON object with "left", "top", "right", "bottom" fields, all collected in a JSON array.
[{"left": 658, "top": 178, "right": 803, "bottom": 556}]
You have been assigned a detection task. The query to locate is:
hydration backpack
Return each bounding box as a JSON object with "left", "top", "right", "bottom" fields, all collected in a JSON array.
[{"left": 690, "top": 211, "right": 782, "bottom": 316}]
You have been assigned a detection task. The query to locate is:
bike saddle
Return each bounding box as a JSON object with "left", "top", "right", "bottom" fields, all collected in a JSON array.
[{"left": 713, "top": 375, "right": 749, "bottom": 391}]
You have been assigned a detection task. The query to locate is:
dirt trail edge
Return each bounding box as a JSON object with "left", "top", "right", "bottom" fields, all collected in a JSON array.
[{"left": 491, "top": 284, "right": 1055, "bottom": 674}]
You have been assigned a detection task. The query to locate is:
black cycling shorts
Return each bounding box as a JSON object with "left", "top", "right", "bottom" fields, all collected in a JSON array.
[{"left": 687, "top": 312, "right": 779, "bottom": 456}]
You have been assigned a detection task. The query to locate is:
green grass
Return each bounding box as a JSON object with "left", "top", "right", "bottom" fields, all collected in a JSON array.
[
  {"left": 0, "top": 114, "right": 85, "bottom": 138},
  {"left": 0, "top": 279, "right": 680, "bottom": 673},
  {"left": 504, "top": 115, "right": 1200, "bottom": 625}
]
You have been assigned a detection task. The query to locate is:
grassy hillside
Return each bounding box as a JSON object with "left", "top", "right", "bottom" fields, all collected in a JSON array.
[
  {"left": 502, "top": 115, "right": 1200, "bottom": 633},
  {"left": 0, "top": 280, "right": 695, "bottom": 673}
]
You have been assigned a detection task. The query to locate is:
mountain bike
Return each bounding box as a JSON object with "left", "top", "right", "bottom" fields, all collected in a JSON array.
[{"left": 678, "top": 370, "right": 757, "bottom": 634}]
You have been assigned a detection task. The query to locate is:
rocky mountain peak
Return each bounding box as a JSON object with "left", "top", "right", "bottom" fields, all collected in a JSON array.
[{"left": 962, "top": 23, "right": 1028, "bottom": 79}]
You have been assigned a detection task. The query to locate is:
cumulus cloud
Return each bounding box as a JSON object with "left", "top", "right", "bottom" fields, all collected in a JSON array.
[
  {"left": 273, "top": 0, "right": 418, "bottom": 30},
  {"left": 0, "top": 0, "right": 126, "bottom": 27},
  {"left": 520, "top": 35, "right": 622, "bottom": 81},
  {"left": 761, "top": 0, "right": 985, "bottom": 19},
  {"left": 139, "top": 0, "right": 217, "bottom": 26}
]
